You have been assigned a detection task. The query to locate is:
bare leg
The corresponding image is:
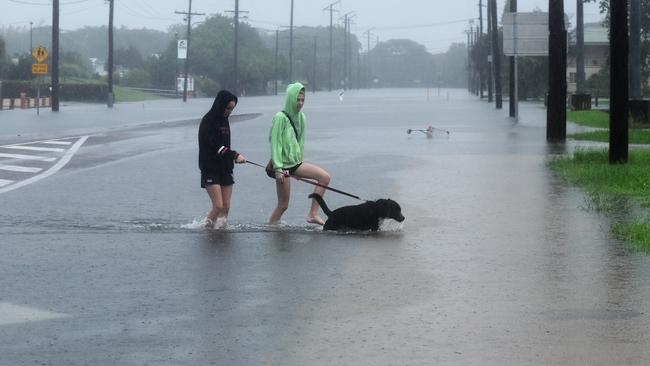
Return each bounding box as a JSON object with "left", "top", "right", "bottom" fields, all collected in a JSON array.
[
  {"left": 268, "top": 178, "right": 291, "bottom": 224},
  {"left": 205, "top": 184, "right": 224, "bottom": 227},
  {"left": 215, "top": 185, "right": 233, "bottom": 229},
  {"left": 293, "top": 162, "right": 330, "bottom": 225}
]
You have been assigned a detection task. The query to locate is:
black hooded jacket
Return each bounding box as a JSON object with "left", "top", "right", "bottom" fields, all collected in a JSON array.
[{"left": 198, "top": 90, "right": 239, "bottom": 174}]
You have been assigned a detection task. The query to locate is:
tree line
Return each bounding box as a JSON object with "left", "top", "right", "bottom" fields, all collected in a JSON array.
[{"left": 1, "top": 15, "right": 469, "bottom": 96}]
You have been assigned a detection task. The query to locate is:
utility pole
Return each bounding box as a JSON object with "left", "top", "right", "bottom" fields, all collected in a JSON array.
[
  {"left": 175, "top": 0, "right": 204, "bottom": 102},
  {"left": 29, "top": 21, "right": 33, "bottom": 53},
  {"left": 466, "top": 26, "right": 472, "bottom": 93},
  {"left": 51, "top": 0, "right": 59, "bottom": 111},
  {"left": 107, "top": 0, "right": 114, "bottom": 107},
  {"left": 274, "top": 29, "right": 279, "bottom": 95},
  {"left": 476, "top": 0, "right": 486, "bottom": 99},
  {"left": 348, "top": 15, "right": 356, "bottom": 89},
  {"left": 289, "top": 0, "right": 294, "bottom": 83},
  {"left": 630, "top": 0, "right": 641, "bottom": 99},
  {"left": 226, "top": 1, "right": 249, "bottom": 95},
  {"left": 575, "top": 0, "right": 585, "bottom": 94},
  {"left": 487, "top": 0, "right": 493, "bottom": 103},
  {"left": 340, "top": 12, "right": 355, "bottom": 90},
  {"left": 312, "top": 36, "right": 317, "bottom": 93},
  {"left": 490, "top": 0, "right": 501, "bottom": 109},
  {"left": 364, "top": 28, "right": 373, "bottom": 89},
  {"left": 174, "top": 32, "right": 179, "bottom": 97},
  {"left": 509, "top": 0, "right": 517, "bottom": 118},
  {"left": 609, "top": 0, "right": 629, "bottom": 163},
  {"left": 323, "top": 1, "right": 340, "bottom": 92},
  {"left": 547, "top": 0, "right": 567, "bottom": 142}
]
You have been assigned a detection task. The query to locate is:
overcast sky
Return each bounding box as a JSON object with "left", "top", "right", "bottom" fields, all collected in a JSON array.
[{"left": 2, "top": 0, "right": 604, "bottom": 53}]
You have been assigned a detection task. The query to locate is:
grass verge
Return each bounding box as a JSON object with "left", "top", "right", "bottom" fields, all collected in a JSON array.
[
  {"left": 549, "top": 149, "right": 650, "bottom": 251},
  {"left": 113, "top": 86, "right": 162, "bottom": 102},
  {"left": 567, "top": 110, "right": 610, "bottom": 128},
  {"left": 569, "top": 130, "right": 650, "bottom": 144}
]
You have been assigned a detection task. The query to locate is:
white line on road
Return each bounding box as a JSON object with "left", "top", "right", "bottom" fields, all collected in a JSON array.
[
  {"left": 0, "top": 153, "right": 56, "bottom": 162},
  {"left": 0, "top": 164, "right": 42, "bottom": 173},
  {"left": 41, "top": 140, "right": 72, "bottom": 145},
  {"left": 3, "top": 145, "right": 65, "bottom": 152},
  {"left": 0, "top": 179, "right": 14, "bottom": 187},
  {"left": 0, "top": 302, "right": 68, "bottom": 325},
  {"left": 0, "top": 136, "right": 89, "bottom": 194}
]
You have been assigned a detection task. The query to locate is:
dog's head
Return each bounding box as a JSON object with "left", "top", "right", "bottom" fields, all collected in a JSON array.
[{"left": 375, "top": 199, "right": 405, "bottom": 222}]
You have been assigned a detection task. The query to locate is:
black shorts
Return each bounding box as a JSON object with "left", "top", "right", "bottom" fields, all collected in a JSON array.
[
  {"left": 201, "top": 171, "right": 234, "bottom": 188},
  {"left": 266, "top": 162, "right": 302, "bottom": 179}
]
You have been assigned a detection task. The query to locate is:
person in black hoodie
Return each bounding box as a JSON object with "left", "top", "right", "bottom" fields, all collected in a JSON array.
[{"left": 199, "top": 90, "right": 246, "bottom": 229}]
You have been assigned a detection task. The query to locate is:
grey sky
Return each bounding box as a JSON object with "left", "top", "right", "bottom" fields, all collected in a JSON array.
[{"left": 2, "top": 0, "right": 604, "bottom": 53}]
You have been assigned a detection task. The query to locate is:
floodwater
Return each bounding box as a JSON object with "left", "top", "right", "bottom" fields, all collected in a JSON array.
[{"left": 1, "top": 89, "right": 650, "bottom": 365}]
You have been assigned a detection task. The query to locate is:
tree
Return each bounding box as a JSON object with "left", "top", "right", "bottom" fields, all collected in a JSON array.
[
  {"left": 114, "top": 45, "right": 144, "bottom": 69},
  {"left": 370, "top": 39, "right": 434, "bottom": 87}
]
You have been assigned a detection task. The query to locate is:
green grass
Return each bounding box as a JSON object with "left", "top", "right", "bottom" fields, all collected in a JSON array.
[
  {"left": 567, "top": 110, "right": 610, "bottom": 128},
  {"left": 549, "top": 149, "right": 650, "bottom": 250},
  {"left": 113, "top": 86, "right": 162, "bottom": 102},
  {"left": 569, "top": 130, "right": 650, "bottom": 144}
]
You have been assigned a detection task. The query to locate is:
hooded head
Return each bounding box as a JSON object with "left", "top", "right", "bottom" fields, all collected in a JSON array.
[
  {"left": 283, "top": 82, "right": 305, "bottom": 120},
  {"left": 205, "top": 90, "right": 238, "bottom": 120}
]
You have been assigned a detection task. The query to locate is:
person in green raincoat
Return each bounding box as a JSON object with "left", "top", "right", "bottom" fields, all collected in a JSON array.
[{"left": 268, "top": 82, "right": 330, "bottom": 225}]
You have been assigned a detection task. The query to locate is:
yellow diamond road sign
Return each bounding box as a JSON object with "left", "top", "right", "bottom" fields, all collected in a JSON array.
[{"left": 32, "top": 46, "right": 49, "bottom": 63}]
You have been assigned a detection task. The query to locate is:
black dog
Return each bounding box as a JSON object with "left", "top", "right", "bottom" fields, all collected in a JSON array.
[{"left": 309, "top": 193, "right": 405, "bottom": 231}]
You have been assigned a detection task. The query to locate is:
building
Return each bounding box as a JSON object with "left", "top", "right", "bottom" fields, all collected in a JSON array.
[{"left": 567, "top": 21, "right": 608, "bottom": 94}]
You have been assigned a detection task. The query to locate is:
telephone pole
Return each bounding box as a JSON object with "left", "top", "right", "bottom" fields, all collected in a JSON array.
[
  {"left": 609, "top": 0, "right": 629, "bottom": 163},
  {"left": 51, "top": 0, "right": 59, "bottom": 111},
  {"left": 490, "top": 0, "right": 501, "bottom": 109},
  {"left": 107, "top": 0, "right": 114, "bottom": 107},
  {"left": 175, "top": 0, "right": 204, "bottom": 102},
  {"left": 547, "top": 0, "right": 567, "bottom": 141},
  {"left": 509, "top": 0, "right": 517, "bottom": 118},
  {"left": 274, "top": 29, "right": 279, "bottom": 95},
  {"left": 340, "top": 12, "right": 355, "bottom": 90},
  {"left": 226, "top": 1, "right": 249, "bottom": 95},
  {"left": 323, "top": 1, "right": 340, "bottom": 91},
  {"left": 364, "top": 28, "right": 374, "bottom": 89}
]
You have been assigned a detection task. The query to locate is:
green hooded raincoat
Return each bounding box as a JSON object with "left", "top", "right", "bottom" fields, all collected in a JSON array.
[{"left": 269, "top": 82, "right": 306, "bottom": 173}]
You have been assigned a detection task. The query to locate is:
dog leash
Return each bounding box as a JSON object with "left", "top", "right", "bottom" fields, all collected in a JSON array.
[{"left": 246, "top": 160, "right": 363, "bottom": 200}]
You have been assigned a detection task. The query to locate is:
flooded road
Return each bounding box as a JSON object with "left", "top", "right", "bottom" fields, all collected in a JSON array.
[{"left": 1, "top": 89, "right": 649, "bottom": 365}]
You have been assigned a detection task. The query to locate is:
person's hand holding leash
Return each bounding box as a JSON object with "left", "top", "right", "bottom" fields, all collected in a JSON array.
[
  {"left": 275, "top": 170, "right": 289, "bottom": 183},
  {"left": 235, "top": 154, "right": 246, "bottom": 164}
]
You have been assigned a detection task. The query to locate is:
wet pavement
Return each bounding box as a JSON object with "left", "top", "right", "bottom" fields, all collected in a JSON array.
[{"left": 1, "top": 89, "right": 650, "bottom": 365}]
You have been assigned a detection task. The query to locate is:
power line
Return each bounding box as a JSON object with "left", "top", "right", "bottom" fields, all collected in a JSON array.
[{"left": 370, "top": 18, "right": 475, "bottom": 31}]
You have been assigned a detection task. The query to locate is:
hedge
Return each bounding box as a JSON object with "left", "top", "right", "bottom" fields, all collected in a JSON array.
[{"left": 1, "top": 80, "right": 108, "bottom": 102}]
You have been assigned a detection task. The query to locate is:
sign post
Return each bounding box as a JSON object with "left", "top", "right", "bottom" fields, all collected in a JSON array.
[
  {"left": 31, "top": 45, "right": 50, "bottom": 115},
  {"left": 502, "top": 12, "right": 549, "bottom": 121}
]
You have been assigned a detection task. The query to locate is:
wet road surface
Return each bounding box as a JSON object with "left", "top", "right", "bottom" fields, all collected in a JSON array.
[{"left": 1, "top": 89, "right": 649, "bottom": 365}]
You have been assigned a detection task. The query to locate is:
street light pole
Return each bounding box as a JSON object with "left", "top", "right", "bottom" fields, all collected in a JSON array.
[{"left": 107, "top": 0, "right": 114, "bottom": 107}]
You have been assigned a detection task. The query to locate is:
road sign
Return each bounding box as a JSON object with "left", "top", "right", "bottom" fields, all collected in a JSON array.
[
  {"left": 177, "top": 39, "right": 187, "bottom": 59},
  {"left": 31, "top": 46, "right": 49, "bottom": 63},
  {"left": 503, "top": 12, "right": 549, "bottom": 56},
  {"left": 32, "top": 63, "right": 48, "bottom": 75}
]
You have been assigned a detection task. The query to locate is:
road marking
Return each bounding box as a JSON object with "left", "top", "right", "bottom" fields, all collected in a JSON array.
[
  {"left": 0, "top": 153, "right": 56, "bottom": 162},
  {"left": 0, "top": 136, "right": 89, "bottom": 194},
  {"left": 41, "top": 140, "right": 72, "bottom": 145},
  {"left": 3, "top": 145, "right": 65, "bottom": 152},
  {"left": 0, "top": 179, "right": 13, "bottom": 187},
  {"left": 0, "top": 164, "right": 42, "bottom": 173},
  {"left": 0, "top": 302, "right": 68, "bottom": 325}
]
